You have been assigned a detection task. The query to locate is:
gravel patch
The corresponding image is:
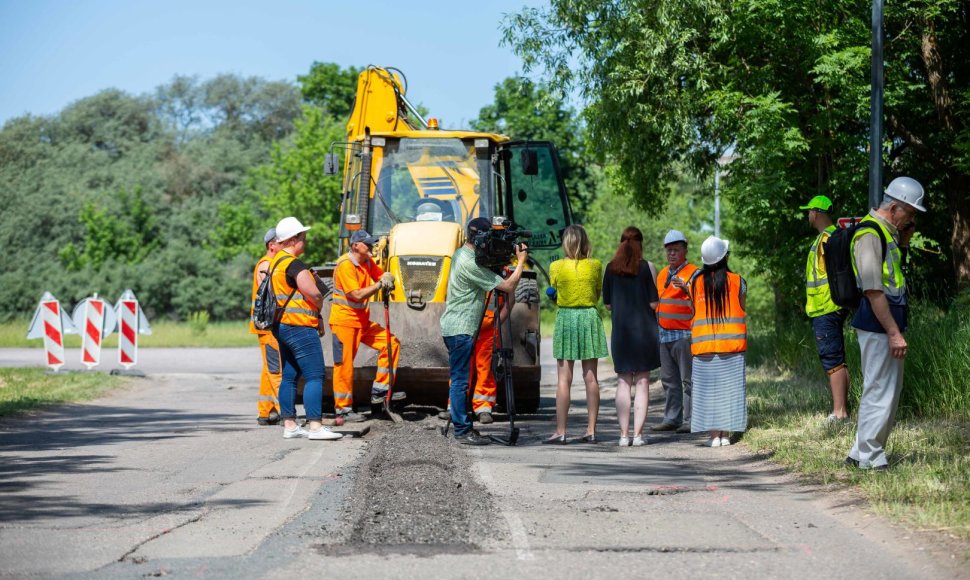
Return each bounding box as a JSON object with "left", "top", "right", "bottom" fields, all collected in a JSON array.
[{"left": 318, "top": 421, "right": 500, "bottom": 556}]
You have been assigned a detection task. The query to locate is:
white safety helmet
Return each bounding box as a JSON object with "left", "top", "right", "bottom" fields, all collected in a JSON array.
[
  {"left": 663, "top": 230, "right": 688, "bottom": 246},
  {"left": 700, "top": 236, "right": 729, "bottom": 265},
  {"left": 884, "top": 176, "right": 927, "bottom": 212},
  {"left": 275, "top": 216, "right": 312, "bottom": 241}
]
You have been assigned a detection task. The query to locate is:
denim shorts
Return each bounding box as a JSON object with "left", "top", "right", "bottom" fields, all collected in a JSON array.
[{"left": 812, "top": 309, "right": 848, "bottom": 371}]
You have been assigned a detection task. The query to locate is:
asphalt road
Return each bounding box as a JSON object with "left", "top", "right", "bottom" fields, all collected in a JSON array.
[{"left": 0, "top": 345, "right": 963, "bottom": 579}]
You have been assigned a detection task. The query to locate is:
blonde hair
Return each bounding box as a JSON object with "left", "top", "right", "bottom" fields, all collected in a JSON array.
[{"left": 561, "top": 224, "right": 591, "bottom": 260}]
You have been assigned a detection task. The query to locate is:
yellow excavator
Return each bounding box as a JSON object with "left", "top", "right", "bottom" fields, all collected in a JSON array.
[{"left": 318, "top": 65, "right": 572, "bottom": 413}]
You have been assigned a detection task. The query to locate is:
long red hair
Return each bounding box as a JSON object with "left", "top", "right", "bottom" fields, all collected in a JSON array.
[{"left": 607, "top": 226, "right": 643, "bottom": 276}]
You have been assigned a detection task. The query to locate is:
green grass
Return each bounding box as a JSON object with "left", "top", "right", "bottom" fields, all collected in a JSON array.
[
  {"left": 0, "top": 368, "right": 128, "bottom": 416},
  {"left": 0, "top": 320, "right": 255, "bottom": 348},
  {"left": 744, "top": 367, "right": 970, "bottom": 541}
]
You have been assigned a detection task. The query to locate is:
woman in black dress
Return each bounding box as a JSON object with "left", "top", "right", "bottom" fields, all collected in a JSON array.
[{"left": 603, "top": 226, "right": 660, "bottom": 446}]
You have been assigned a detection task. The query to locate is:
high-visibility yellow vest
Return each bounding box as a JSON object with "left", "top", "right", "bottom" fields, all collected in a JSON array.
[
  {"left": 804, "top": 225, "right": 840, "bottom": 318},
  {"left": 270, "top": 251, "right": 321, "bottom": 327},
  {"left": 657, "top": 263, "right": 698, "bottom": 330},
  {"left": 851, "top": 216, "right": 905, "bottom": 298},
  {"left": 690, "top": 271, "right": 747, "bottom": 355}
]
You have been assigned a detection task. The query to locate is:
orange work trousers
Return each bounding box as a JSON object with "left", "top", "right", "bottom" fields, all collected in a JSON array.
[
  {"left": 331, "top": 322, "right": 400, "bottom": 413},
  {"left": 257, "top": 333, "right": 282, "bottom": 417},
  {"left": 472, "top": 312, "right": 498, "bottom": 414}
]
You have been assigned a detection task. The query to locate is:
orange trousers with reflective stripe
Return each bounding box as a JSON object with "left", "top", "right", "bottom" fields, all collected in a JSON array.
[
  {"left": 257, "top": 333, "right": 281, "bottom": 417},
  {"left": 331, "top": 322, "right": 400, "bottom": 413},
  {"left": 472, "top": 322, "right": 497, "bottom": 413}
]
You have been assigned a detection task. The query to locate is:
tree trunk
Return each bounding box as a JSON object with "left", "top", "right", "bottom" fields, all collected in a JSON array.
[{"left": 946, "top": 174, "right": 970, "bottom": 292}]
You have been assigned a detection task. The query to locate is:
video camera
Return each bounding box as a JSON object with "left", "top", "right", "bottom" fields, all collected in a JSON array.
[{"left": 473, "top": 217, "right": 531, "bottom": 274}]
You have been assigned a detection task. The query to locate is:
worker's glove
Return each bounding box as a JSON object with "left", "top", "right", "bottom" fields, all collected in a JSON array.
[{"left": 380, "top": 272, "right": 395, "bottom": 290}]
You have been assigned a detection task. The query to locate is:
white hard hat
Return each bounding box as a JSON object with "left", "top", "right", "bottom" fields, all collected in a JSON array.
[
  {"left": 884, "top": 176, "right": 926, "bottom": 212},
  {"left": 275, "top": 217, "right": 311, "bottom": 241},
  {"left": 700, "top": 236, "right": 729, "bottom": 265},
  {"left": 663, "top": 230, "right": 688, "bottom": 246}
]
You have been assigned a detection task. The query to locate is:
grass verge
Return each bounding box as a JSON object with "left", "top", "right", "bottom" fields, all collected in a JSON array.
[
  {"left": 0, "top": 320, "right": 254, "bottom": 348},
  {"left": 0, "top": 368, "right": 127, "bottom": 416},
  {"left": 744, "top": 366, "right": 970, "bottom": 543}
]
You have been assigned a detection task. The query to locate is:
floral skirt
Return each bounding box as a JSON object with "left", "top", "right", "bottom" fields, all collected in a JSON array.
[{"left": 553, "top": 307, "right": 608, "bottom": 361}]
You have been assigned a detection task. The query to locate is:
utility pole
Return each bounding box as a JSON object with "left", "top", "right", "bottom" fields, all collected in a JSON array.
[{"left": 869, "top": 0, "right": 884, "bottom": 210}]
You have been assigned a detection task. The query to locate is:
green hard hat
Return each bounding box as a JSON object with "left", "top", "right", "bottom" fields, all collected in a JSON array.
[{"left": 799, "top": 195, "right": 833, "bottom": 212}]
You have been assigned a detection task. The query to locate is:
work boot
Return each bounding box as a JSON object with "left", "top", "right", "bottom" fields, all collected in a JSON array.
[
  {"left": 337, "top": 411, "right": 367, "bottom": 423},
  {"left": 650, "top": 423, "right": 678, "bottom": 432},
  {"left": 257, "top": 410, "right": 281, "bottom": 426},
  {"left": 371, "top": 390, "right": 407, "bottom": 405},
  {"left": 477, "top": 412, "right": 494, "bottom": 424},
  {"left": 675, "top": 423, "right": 691, "bottom": 433},
  {"left": 438, "top": 409, "right": 451, "bottom": 420}
]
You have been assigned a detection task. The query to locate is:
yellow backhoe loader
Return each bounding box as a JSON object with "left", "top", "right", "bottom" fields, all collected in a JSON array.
[{"left": 318, "top": 66, "right": 572, "bottom": 413}]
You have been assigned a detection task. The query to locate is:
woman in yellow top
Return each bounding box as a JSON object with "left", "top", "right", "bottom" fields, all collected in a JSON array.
[{"left": 544, "top": 225, "right": 609, "bottom": 444}]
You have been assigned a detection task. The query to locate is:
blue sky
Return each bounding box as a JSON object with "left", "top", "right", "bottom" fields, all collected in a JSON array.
[{"left": 0, "top": 0, "right": 543, "bottom": 128}]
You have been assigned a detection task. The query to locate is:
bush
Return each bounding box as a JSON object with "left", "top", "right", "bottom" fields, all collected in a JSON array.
[
  {"left": 189, "top": 310, "right": 210, "bottom": 336},
  {"left": 749, "top": 300, "right": 970, "bottom": 420}
]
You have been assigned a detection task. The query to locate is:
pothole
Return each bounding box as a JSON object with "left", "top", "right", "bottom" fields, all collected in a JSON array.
[{"left": 317, "top": 424, "right": 499, "bottom": 556}]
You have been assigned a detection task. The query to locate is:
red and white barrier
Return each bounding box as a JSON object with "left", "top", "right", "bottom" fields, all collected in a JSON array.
[
  {"left": 71, "top": 294, "right": 117, "bottom": 370},
  {"left": 114, "top": 289, "right": 152, "bottom": 370},
  {"left": 26, "top": 292, "right": 78, "bottom": 372}
]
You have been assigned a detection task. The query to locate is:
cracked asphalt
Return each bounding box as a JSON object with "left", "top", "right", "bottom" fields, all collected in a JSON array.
[{"left": 0, "top": 345, "right": 964, "bottom": 579}]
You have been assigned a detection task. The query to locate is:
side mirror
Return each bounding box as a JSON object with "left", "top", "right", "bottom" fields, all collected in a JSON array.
[
  {"left": 520, "top": 149, "right": 538, "bottom": 176},
  {"left": 324, "top": 154, "right": 339, "bottom": 176}
]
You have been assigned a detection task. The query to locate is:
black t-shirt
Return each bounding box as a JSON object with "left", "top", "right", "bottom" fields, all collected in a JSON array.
[{"left": 283, "top": 257, "right": 309, "bottom": 289}]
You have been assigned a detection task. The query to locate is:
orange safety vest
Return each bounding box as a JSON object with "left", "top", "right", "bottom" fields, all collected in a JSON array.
[
  {"left": 270, "top": 250, "right": 321, "bottom": 327},
  {"left": 690, "top": 271, "right": 747, "bottom": 355},
  {"left": 656, "top": 263, "right": 698, "bottom": 331},
  {"left": 249, "top": 254, "right": 271, "bottom": 335},
  {"left": 329, "top": 253, "right": 384, "bottom": 328}
]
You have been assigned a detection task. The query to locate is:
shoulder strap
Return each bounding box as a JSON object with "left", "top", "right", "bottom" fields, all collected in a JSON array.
[{"left": 269, "top": 254, "right": 298, "bottom": 308}]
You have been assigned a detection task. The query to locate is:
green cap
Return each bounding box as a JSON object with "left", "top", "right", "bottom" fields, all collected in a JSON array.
[{"left": 799, "top": 195, "right": 833, "bottom": 212}]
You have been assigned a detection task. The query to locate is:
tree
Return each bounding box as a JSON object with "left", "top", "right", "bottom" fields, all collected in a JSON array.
[
  {"left": 298, "top": 62, "right": 363, "bottom": 119},
  {"left": 504, "top": 0, "right": 970, "bottom": 308},
  {"left": 472, "top": 77, "right": 599, "bottom": 220}
]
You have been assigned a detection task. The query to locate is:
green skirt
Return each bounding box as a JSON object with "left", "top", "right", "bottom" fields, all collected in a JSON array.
[{"left": 553, "top": 307, "right": 609, "bottom": 361}]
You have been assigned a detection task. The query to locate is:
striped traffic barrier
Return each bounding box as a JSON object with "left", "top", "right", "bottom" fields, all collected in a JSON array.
[
  {"left": 114, "top": 289, "right": 152, "bottom": 370},
  {"left": 26, "top": 291, "right": 78, "bottom": 372},
  {"left": 71, "top": 294, "right": 117, "bottom": 370}
]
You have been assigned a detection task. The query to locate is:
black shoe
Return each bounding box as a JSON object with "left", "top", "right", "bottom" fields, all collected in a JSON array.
[
  {"left": 844, "top": 456, "right": 859, "bottom": 468},
  {"left": 650, "top": 423, "right": 678, "bottom": 432},
  {"left": 675, "top": 423, "right": 691, "bottom": 434},
  {"left": 478, "top": 412, "right": 494, "bottom": 425},
  {"left": 455, "top": 432, "right": 491, "bottom": 446},
  {"left": 542, "top": 434, "right": 567, "bottom": 445},
  {"left": 579, "top": 433, "right": 597, "bottom": 443}
]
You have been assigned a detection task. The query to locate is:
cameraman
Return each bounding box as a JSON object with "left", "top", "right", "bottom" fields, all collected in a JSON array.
[{"left": 440, "top": 217, "right": 529, "bottom": 445}]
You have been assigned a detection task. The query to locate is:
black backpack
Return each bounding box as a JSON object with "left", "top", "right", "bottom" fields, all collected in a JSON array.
[
  {"left": 822, "top": 220, "right": 886, "bottom": 309},
  {"left": 252, "top": 255, "right": 296, "bottom": 330}
]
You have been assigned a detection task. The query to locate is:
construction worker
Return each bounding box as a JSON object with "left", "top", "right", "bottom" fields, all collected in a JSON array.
[
  {"left": 652, "top": 230, "right": 698, "bottom": 434},
  {"left": 329, "top": 229, "right": 401, "bottom": 422},
  {"left": 471, "top": 290, "right": 512, "bottom": 424},
  {"left": 271, "top": 216, "right": 342, "bottom": 441},
  {"left": 845, "top": 177, "right": 926, "bottom": 471},
  {"left": 800, "top": 195, "right": 850, "bottom": 423},
  {"left": 250, "top": 227, "right": 281, "bottom": 426}
]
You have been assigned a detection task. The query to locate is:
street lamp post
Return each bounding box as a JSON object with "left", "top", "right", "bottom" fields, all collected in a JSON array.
[{"left": 869, "top": 0, "right": 884, "bottom": 210}]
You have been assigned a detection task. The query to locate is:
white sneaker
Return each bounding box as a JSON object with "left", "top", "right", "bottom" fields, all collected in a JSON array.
[
  {"left": 283, "top": 425, "right": 309, "bottom": 439},
  {"left": 308, "top": 427, "right": 343, "bottom": 441},
  {"left": 719, "top": 436, "right": 732, "bottom": 446},
  {"left": 632, "top": 435, "right": 647, "bottom": 446},
  {"left": 704, "top": 437, "right": 722, "bottom": 447},
  {"left": 618, "top": 436, "right": 631, "bottom": 447}
]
